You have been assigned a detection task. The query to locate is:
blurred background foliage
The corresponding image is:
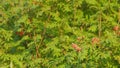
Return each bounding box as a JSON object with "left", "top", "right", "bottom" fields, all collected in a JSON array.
[{"left": 0, "top": 0, "right": 120, "bottom": 68}]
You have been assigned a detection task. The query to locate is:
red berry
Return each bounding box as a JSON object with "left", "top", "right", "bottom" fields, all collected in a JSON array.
[
  {"left": 19, "top": 31, "right": 24, "bottom": 36},
  {"left": 72, "top": 43, "right": 78, "bottom": 49},
  {"left": 76, "top": 47, "right": 81, "bottom": 52},
  {"left": 72, "top": 43, "right": 81, "bottom": 52},
  {"left": 92, "top": 37, "right": 99, "bottom": 44},
  {"left": 113, "top": 26, "right": 119, "bottom": 31},
  {"left": 16, "top": 31, "right": 24, "bottom": 36}
]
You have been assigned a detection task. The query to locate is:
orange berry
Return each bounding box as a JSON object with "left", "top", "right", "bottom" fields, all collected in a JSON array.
[
  {"left": 72, "top": 43, "right": 78, "bottom": 49},
  {"left": 113, "top": 26, "right": 119, "bottom": 31},
  {"left": 19, "top": 31, "right": 24, "bottom": 36},
  {"left": 72, "top": 43, "right": 81, "bottom": 52},
  {"left": 76, "top": 47, "right": 81, "bottom": 52},
  {"left": 92, "top": 37, "right": 99, "bottom": 44},
  {"left": 16, "top": 31, "right": 24, "bottom": 36}
]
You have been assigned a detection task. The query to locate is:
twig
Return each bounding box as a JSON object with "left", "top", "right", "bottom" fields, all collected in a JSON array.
[{"left": 98, "top": 11, "right": 102, "bottom": 38}]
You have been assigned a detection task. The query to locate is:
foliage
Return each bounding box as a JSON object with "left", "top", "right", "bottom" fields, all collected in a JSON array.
[{"left": 0, "top": 0, "right": 120, "bottom": 68}]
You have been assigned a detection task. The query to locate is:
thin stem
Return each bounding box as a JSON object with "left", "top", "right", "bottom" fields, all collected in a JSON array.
[
  {"left": 98, "top": 11, "right": 102, "bottom": 38},
  {"left": 118, "top": 8, "right": 120, "bottom": 24},
  {"left": 35, "top": 12, "right": 51, "bottom": 58},
  {"left": 73, "top": 1, "right": 76, "bottom": 23}
]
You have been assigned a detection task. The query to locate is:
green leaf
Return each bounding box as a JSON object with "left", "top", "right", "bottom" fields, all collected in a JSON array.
[
  {"left": 85, "top": 0, "right": 97, "bottom": 4},
  {"left": 88, "top": 25, "right": 97, "bottom": 32}
]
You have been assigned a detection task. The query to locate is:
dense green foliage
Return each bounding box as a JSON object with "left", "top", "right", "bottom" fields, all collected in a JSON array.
[{"left": 0, "top": 0, "right": 120, "bottom": 68}]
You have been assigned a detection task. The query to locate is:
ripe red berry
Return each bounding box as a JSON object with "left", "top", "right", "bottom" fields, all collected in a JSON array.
[
  {"left": 72, "top": 43, "right": 78, "bottom": 49},
  {"left": 16, "top": 31, "right": 24, "bottom": 36},
  {"left": 76, "top": 47, "right": 81, "bottom": 52},
  {"left": 92, "top": 37, "right": 99, "bottom": 44},
  {"left": 72, "top": 43, "right": 81, "bottom": 52},
  {"left": 113, "top": 26, "right": 119, "bottom": 31},
  {"left": 19, "top": 31, "right": 24, "bottom": 36}
]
